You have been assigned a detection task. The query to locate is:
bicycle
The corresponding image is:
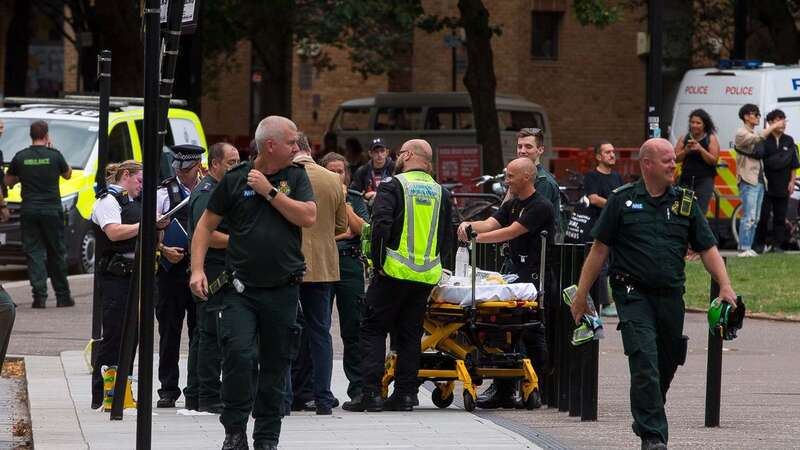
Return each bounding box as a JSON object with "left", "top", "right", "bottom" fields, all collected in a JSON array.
[{"left": 442, "top": 172, "right": 505, "bottom": 223}]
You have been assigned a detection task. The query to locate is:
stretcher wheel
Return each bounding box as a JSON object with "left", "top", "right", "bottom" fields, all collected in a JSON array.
[
  {"left": 524, "top": 389, "right": 542, "bottom": 410},
  {"left": 462, "top": 390, "right": 476, "bottom": 412},
  {"left": 431, "top": 387, "right": 454, "bottom": 408}
]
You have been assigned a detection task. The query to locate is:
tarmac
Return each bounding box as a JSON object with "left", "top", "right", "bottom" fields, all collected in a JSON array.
[{"left": 5, "top": 273, "right": 800, "bottom": 449}]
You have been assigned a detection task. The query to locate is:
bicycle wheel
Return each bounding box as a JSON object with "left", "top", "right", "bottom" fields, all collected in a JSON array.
[{"left": 730, "top": 203, "right": 742, "bottom": 246}]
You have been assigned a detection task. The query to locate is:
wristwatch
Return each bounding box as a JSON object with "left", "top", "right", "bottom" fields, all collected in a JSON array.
[{"left": 266, "top": 186, "right": 279, "bottom": 201}]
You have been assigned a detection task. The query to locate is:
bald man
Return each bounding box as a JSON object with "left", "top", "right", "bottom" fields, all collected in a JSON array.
[
  {"left": 458, "top": 157, "right": 555, "bottom": 409},
  {"left": 343, "top": 139, "right": 453, "bottom": 412},
  {"left": 570, "top": 139, "right": 736, "bottom": 450}
]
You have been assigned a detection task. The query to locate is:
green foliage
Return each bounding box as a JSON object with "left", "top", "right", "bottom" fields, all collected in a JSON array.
[{"left": 573, "top": 0, "right": 623, "bottom": 28}]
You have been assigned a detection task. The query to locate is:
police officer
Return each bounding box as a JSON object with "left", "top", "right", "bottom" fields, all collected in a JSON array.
[
  {"left": 89, "top": 160, "right": 143, "bottom": 409},
  {"left": 186, "top": 142, "right": 240, "bottom": 413},
  {"left": 345, "top": 139, "right": 452, "bottom": 412},
  {"left": 5, "top": 120, "right": 73, "bottom": 308},
  {"left": 155, "top": 144, "right": 203, "bottom": 408},
  {"left": 458, "top": 157, "right": 554, "bottom": 409},
  {"left": 190, "top": 116, "right": 315, "bottom": 450},
  {"left": 571, "top": 138, "right": 737, "bottom": 450}
]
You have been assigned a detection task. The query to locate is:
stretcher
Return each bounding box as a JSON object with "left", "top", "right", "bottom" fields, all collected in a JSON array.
[{"left": 382, "top": 232, "right": 548, "bottom": 411}]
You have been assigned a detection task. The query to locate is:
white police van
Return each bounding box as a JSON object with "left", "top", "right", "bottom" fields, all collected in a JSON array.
[{"left": 670, "top": 61, "right": 800, "bottom": 150}]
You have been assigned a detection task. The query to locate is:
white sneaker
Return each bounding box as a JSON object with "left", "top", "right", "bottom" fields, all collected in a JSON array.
[{"left": 737, "top": 249, "right": 758, "bottom": 257}]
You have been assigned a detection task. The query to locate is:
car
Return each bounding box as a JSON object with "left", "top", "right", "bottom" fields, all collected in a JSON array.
[{"left": 0, "top": 96, "right": 207, "bottom": 273}]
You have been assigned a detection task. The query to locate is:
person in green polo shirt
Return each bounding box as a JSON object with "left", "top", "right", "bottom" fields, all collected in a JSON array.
[
  {"left": 185, "top": 142, "right": 240, "bottom": 413},
  {"left": 190, "top": 116, "right": 315, "bottom": 450},
  {"left": 570, "top": 138, "right": 737, "bottom": 450},
  {"left": 5, "top": 120, "right": 73, "bottom": 308}
]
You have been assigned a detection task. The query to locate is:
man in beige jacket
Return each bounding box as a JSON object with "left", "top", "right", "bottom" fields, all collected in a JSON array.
[
  {"left": 286, "top": 133, "right": 348, "bottom": 415},
  {"left": 734, "top": 103, "right": 784, "bottom": 256}
]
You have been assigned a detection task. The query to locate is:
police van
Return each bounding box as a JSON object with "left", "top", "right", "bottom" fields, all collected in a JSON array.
[
  {"left": 0, "top": 97, "right": 207, "bottom": 273},
  {"left": 328, "top": 92, "right": 552, "bottom": 166},
  {"left": 670, "top": 61, "right": 800, "bottom": 240}
]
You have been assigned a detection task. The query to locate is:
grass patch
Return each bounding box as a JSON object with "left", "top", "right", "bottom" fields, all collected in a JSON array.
[{"left": 684, "top": 253, "right": 800, "bottom": 317}]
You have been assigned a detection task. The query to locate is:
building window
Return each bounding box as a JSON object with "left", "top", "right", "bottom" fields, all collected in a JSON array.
[{"left": 531, "top": 12, "right": 562, "bottom": 60}]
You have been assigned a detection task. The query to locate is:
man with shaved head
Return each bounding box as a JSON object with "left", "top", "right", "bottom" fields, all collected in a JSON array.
[
  {"left": 570, "top": 138, "right": 737, "bottom": 450},
  {"left": 458, "top": 157, "right": 555, "bottom": 409},
  {"left": 344, "top": 138, "right": 453, "bottom": 412}
]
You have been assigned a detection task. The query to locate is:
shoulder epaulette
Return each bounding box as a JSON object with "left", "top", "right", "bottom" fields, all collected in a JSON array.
[
  {"left": 612, "top": 183, "right": 635, "bottom": 194},
  {"left": 159, "top": 176, "right": 176, "bottom": 188},
  {"left": 197, "top": 181, "right": 215, "bottom": 192}
]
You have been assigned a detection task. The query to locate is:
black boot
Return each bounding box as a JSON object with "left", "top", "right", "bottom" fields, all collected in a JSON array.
[
  {"left": 342, "top": 392, "right": 383, "bottom": 412},
  {"left": 641, "top": 438, "right": 667, "bottom": 450},
  {"left": 383, "top": 393, "right": 415, "bottom": 411},
  {"left": 221, "top": 431, "right": 248, "bottom": 450},
  {"left": 476, "top": 381, "right": 515, "bottom": 409},
  {"left": 57, "top": 297, "right": 75, "bottom": 307},
  {"left": 31, "top": 297, "right": 46, "bottom": 309},
  {"left": 253, "top": 442, "right": 277, "bottom": 450}
]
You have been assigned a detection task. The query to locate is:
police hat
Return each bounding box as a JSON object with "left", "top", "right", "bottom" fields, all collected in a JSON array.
[
  {"left": 170, "top": 144, "right": 204, "bottom": 170},
  {"left": 369, "top": 138, "right": 388, "bottom": 151}
]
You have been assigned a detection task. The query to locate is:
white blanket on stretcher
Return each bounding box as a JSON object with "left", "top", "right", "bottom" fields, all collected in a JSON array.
[{"left": 431, "top": 282, "right": 538, "bottom": 307}]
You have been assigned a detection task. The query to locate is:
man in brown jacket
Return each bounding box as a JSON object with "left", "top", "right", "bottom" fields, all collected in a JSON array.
[
  {"left": 734, "top": 103, "right": 784, "bottom": 256},
  {"left": 287, "top": 133, "right": 348, "bottom": 415}
]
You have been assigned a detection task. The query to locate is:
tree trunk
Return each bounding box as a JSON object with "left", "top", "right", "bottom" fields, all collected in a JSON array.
[
  {"left": 4, "top": 0, "right": 31, "bottom": 96},
  {"left": 458, "top": 0, "right": 503, "bottom": 175},
  {"left": 248, "top": 0, "right": 294, "bottom": 124},
  {"left": 751, "top": 0, "right": 800, "bottom": 64},
  {"left": 94, "top": 1, "right": 143, "bottom": 96}
]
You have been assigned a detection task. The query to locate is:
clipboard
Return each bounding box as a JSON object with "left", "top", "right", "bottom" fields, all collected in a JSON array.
[
  {"left": 160, "top": 219, "right": 189, "bottom": 271},
  {"left": 157, "top": 196, "right": 190, "bottom": 223}
]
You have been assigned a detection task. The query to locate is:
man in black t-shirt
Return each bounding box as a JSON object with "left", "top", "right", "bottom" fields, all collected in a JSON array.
[
  {"left": 457, "top": 157, "right": 554, "bottom": 409},
  {"left": 755, "top": 109, "right": 800, "bottom": 252},
  {"left": 581, "top": 142, "right": 623, "bottom": 314},
  {"left": 190, "top": 116, "right": 316, "bottom": 450},
  {"left": 5, "top": 120, "right": 73, "bottom": 308}
]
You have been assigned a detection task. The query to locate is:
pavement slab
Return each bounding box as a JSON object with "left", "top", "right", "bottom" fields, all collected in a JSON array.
[{"left": 26, "top": 353, "right": 539, "bottom": 450}]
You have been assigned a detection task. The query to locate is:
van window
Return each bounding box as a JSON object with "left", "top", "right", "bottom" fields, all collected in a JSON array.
[
  {"left": 108, "top": 122, "right": 133, "bottom": 162},
  {"left": 335, "top": 108, "right": 371, "bottom": 131},
  {"left": 425, "top": 108, "right": 474, "bottom": 130},
  {"left": 0, "top": 118, "right": 96, "bottom": 169},
  {"left": 135, "top": 119, "right": 175, "bottom": 147},
  {"left": 498, "top": 110, "right": 545, "bottom": 131},
  {"left": 375, "top": 107, "right": 421, "bottom": 130}
]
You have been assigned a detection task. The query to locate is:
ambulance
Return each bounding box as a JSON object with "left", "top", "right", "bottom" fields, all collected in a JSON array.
[
  {"left": 670, "top": 61, "right": 800, "bottom": 245},
  {"left": 0, "top": 97, "right": 207, "bottom": 273}
]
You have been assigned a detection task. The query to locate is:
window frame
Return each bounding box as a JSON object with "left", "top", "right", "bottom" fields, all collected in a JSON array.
[{"left": 531, "top": 11, "right": 562, "bottom": 61}]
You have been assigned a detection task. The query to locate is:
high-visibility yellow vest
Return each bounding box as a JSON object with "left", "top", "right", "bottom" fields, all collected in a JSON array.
[{"left": 382, "top": 171, "right": 443, "bottom": 285}]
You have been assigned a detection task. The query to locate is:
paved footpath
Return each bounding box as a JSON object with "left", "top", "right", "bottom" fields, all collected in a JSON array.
[{"left": 26, "top": 352, "right": 538, "bottom": 450}]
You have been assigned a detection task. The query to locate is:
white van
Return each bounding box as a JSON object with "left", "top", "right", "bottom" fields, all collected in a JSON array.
[
  {"left": 670, "top": 62, "right": 800, "bottom": 150},
  {"left": 327, "top": 92, "right": 552, "bottom": 167}
]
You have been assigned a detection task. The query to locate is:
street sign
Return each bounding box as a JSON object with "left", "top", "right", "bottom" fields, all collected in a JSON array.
[
  {"left": 159, "top": 0, "right": 199, "bottom": 34},
  {"left": 436, "top": 145, "right": 483, "bottom": 193}
]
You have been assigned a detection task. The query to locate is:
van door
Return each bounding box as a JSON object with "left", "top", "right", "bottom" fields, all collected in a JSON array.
[{"left": 330, "top": 106, "right": 373, "bottom": 157}]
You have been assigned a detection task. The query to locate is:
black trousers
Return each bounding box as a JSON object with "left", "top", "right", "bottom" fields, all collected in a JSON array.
[
  {"left": 755, "top": 194, "right": 789, "bottom": 248},
  {"left": 91, "top": 274, "right": 133, "bottom": 405},
  {"left": 156, "top": 263, "right": 196, "bottom": 400},
  {"left": 359, "top": 274, "right": 430, "bottom": 396}
]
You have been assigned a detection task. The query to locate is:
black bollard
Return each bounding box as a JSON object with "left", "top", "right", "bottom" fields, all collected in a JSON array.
[{"left": 704, "top": 257, "right": 724, "bottom": 427}]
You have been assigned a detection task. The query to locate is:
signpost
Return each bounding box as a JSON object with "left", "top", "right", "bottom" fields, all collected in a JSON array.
[{"left": 435, "top": 145, "right": 483, "bottom": 193}]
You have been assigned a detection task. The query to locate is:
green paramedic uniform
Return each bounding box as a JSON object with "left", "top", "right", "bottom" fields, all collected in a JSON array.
[
  {"left": 591, "top": 180, "right": 717, "bottom": 446},
  {"left": 205, "top": 161, "right": 313, "bottom": 448}
]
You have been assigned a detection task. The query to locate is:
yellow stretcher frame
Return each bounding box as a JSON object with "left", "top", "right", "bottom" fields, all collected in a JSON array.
[{"left": 382, "top": 299, "right": 541, "bottom": 411}]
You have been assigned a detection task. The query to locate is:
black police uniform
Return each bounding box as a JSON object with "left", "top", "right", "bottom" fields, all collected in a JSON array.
[
  {"left": 156, "top": 175, "right": 197, "bottom": 406},
  {"left": 592, "top": 180, "right": 717, "bottom": 447},
  {"left": 186, "top": 174, "right": 226, "bottom": 412},
  {"left": 7, "top": 145, "right": 72, "bottom": 306},
  {"left": 90, "top": 186, "right": 141, "bottom": 406},
  {"left": 205, "top": 161, "right": 312, "bottom": 448},
  {"left": 478, "top": 191, "right": 555, "bottom": 408}
]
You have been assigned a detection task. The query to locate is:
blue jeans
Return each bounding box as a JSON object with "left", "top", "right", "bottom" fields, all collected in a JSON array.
[
  {"left": 285, "top": 282, "right": 335, "bottom": 409},
  {"left": 738, "top": 181, "right": 765, "bottom": 250}
]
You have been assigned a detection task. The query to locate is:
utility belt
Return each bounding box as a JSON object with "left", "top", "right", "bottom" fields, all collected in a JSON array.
[
  {"left": 207, "top": 269, "right": 305, "bottom": 297},
  {"left": 338, "top": 246, "right": 362, "bottom": 258},
  {"left": 609, "top": 272, "right": 681, "bottom": 297},
  {"left": 101, "top": 254, "right": 135, "bottom": 277}
]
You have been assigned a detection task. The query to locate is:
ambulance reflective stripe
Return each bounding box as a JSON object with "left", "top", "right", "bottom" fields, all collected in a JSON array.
[
  {"left": 383, "top": 172, "right": 443, "bottom": 285},
  {"left": 710, "top": 149, "right": 740, "bottom": 219}
]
